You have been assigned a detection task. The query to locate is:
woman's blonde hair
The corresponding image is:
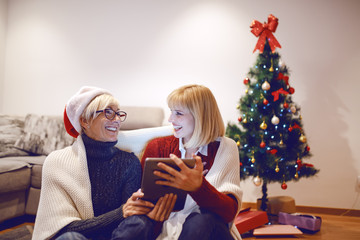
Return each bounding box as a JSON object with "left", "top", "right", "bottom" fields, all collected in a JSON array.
[
  {"left": 80, "top": 94, "right": 120, "bottom": 132},
  {"left": 167, "top": 84, "right": 225, "bottom": 149}
]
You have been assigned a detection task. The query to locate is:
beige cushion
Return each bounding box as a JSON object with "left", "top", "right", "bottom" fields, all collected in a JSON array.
[
  {"left": 0, "top": 167, "right": 31, "bottom": 194},
  {"left": 117, "top": 125, "right": 173, "bottom": 158},
  {"left": 120, "top": 106, "right": 165, "bottom": 130},
  {"left": 31, "top": 165, "right": 43, "bottom": 188},
  {"left": 14, "top": 114, "right": 74, "bottom": 155},
  {"left": 0, "top": 115, "right": 29, "bottom": 157},
  {"left": 25, "top": 187, "right": 41, "bottom": 215},
  {"left": 0, "top": 191, "right": 26, "bottom": 222}
]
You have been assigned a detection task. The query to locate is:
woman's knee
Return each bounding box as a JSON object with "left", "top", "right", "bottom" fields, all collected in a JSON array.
[{"left": 55, "top": 232, "right": 88, "bottom": 240}]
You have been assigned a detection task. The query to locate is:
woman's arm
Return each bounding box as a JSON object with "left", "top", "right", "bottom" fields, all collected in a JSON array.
[{"left": 190, "top": 178, "right": 238, "bottom": 223}]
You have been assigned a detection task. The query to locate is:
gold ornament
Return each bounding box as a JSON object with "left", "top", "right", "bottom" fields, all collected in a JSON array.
[
  {"left": 275, "top": 166, "right": 280, "bottom": 172},
  {"left": 243, "top": 118, "right": 248, "bottom": 124},
  {"left": 253, "top": 176, "right": 262, "bottom": 186},
  {"left": 299, "top": 114, "right": 302, "bottom": 120},
  {"left": 251, "top": 156, "right": 256, "bottom": 163},
  {"left": 299, "top": 134, "right": 307, "bottom": 143},
  {"left": 262, "top": 81, "right": 270, "bottom": 91},
  {"left": 269, "top": 59, "right": 274, "bottom": 72},
  {"left": 236, "top": 141, "right": 240, "bottom": 146},
  {"left": 236, "top": 104, "right": 240, "bottom": 109},
  {"left": 279, "top": 139, "right": 284, "bottom": 145},
  {"left": 295, "top": 172, "right": 299, "bottom": 178},
  {"left": 245, "top": 88, "right": 249, "bottom": 94},
  {"left": 260, "top": 120, "right": 267, "bottom": 130}
]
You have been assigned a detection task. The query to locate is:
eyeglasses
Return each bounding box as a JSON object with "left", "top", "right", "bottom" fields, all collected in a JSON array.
[{"left": 96, "top": 109, "right": 127, "bottom": 122}]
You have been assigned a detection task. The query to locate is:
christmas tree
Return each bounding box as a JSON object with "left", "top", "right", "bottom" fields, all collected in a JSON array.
[{"left": 226, "top": 14, "right": 319, "bottom": 211}]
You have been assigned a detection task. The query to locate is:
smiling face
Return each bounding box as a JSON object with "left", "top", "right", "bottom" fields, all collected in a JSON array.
[
  {"left": 168, "top": 105, "right": 195, "bottom": 144},
  {"left": 81, "top": 104, "right": 121, "bottom": 142}
]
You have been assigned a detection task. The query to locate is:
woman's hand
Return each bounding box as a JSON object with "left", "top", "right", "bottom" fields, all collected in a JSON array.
[
  {"left": 123, "top": 189, "right": 155, "bottom": 218},
  {"left": 147, "top": 193, "right": 177, "bottom": 222},
  {"left": 154, "top": 154, "right": 203, "bottom": 192}
]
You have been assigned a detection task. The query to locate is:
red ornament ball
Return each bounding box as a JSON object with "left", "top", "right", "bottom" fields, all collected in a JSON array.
[
  {"left": 306, "top": 146, "right": 310, "bottom": 152},
  {"left": 238, "top": 117, "right": 242, "bottom": 122},
  {"left": 281, "top": 182, "right": 288, "bottom": 190},
  {"left": 263, "top": 99, "right": 269, "bottom": 105},
  {"left": 296, "top": 159, "right": 302, "bottom": 165},
  {"left": 283, "top": 102, "right": 289, "bottom": 108},
  {"left": 243, "top": 78, "right": 250, "bottom": 85},
  {"left": 288, "top": 127, "right": 293, "bottom": 132},
  {"left": 260, "top": 141, "right": 266, "bottom": 148},
  {"left": 288, "top": 87, "right": 295, "bottom": 94}
]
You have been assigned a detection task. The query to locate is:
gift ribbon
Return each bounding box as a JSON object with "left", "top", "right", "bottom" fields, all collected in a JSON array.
[
  {"left": 250, "top": 14, "right": 282, "bottom": 53},
  {"left": 272, "top": 88, "right": 289, "bottom": 101},
  {"left": 277, "top": 73, "right": 289, "bottom": 85}
]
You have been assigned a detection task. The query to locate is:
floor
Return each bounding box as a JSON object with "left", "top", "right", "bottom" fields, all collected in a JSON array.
[
  {"left": 242, "top": 213, "right": 360, "bottom": 240},
  {"left": 1, "top": 213, "right": 360, "bottom": 239}
]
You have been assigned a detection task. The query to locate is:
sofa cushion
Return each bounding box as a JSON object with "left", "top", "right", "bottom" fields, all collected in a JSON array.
[
  {"left": 0, "top": 191, "right": 27, "bottom": 222},
  {"left": 120, "top": 106, "right": 165, "bottom": 130},
  {"left": 0, "top": 167, "right": 31, "bottom": 194},
  {"left": 31, "top": 164, "right": 42, "bottom": 188},
  {"left": 14, "top": 114, "right": 74, "bottom": 155},
  {"left": 117, "top": 125, "right": 173, "bottom": 158},
  {"left": 0, "top": 158, "right": 30, "bottom": 173},
  {"left": 0, "top": 115, "right": 29, "bottom": 157}
]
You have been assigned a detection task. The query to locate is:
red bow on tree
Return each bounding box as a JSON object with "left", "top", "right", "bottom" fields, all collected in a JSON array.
[
  {"left": 250, "top": 14, "right": 282, "bottom": 53},
  {"left": 272, "top": 88, "right": 289, "bottom": 101},
  {"left": 277, "top": 73, "right": 289, "bottom": 85}
]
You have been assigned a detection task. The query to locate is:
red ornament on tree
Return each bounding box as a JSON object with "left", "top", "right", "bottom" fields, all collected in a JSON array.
[
  {"left": 306, "top": 146, "right": 310, "bottom": 152},
  {"left": 283, "top": 102, "right": 289, "bottom": 108},
  {"left": 260, "top": 141, "right": 266, "bottom": 148},
  {"left": 263, "top": 98, "right": 269, "bottom": 105},
  {"left": 288, "top": 87, "right": 295, "bottom": 94},
  {"left": 238, "top": 117, "right": 242, "bottom": 122},
  {"left": 243, "top": 78, "right": 250, "bottom": 85},
  {"left": 281, "top": 182, "right": 288, "bottom": 190},
  {"left": 288, "top": 127, "right": 293, "bottom": 132}
]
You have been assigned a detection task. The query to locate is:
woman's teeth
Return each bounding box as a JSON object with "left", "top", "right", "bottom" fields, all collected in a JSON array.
[{"left": 106, "top": 127, "right": 117, "bottom": 132}]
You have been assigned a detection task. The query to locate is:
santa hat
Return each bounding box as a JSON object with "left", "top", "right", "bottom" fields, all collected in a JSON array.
[{"left": 64, "top": 86, "right": 112, "bottom": 138}]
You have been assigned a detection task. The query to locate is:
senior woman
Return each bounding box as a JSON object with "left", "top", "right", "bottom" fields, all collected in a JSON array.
[{"left": 32, "top": 86, "right": 176, "bottom": 240}]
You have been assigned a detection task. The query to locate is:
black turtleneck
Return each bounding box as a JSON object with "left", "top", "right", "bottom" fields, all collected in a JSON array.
[{"left": 56, "top": 133, "right": 142, "bottom": 240}]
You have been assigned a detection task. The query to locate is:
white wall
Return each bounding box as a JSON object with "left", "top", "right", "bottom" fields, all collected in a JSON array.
[
  {"left": 0, "top": 0, "right": 7, "bottom": 113},
  {"left": 2, "top": 0, "right": 360, "bottom": 210}
]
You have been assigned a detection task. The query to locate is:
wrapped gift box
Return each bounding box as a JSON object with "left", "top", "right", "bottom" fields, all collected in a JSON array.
[
  {"left": 278, "top": 212, "right": 322, "bottom": 232},
  {"left": 234, "top": 209, "right": 269, "bottom": 234}
]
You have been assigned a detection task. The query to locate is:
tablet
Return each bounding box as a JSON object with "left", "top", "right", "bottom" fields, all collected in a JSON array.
[{"left": 141, "top": 157, "right": 196, "bottom": 211}]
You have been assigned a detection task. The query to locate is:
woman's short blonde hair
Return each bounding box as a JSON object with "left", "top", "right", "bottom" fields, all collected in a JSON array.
[
  {"left": 167, "top": 84, "right": 225, "bottom": 149},
  {"left": 80, "top": 94, "right": 120, "bottom": 132}
]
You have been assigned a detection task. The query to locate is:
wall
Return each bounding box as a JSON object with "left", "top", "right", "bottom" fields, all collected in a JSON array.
[
  {"left": 0, "top": 0, "right": 7, "bottom": 113},
  {"left": 2, "top": 0, "right": 360, "bottom": 210}
]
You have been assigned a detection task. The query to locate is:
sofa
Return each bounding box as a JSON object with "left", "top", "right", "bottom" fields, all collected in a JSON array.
[{"left": 0, "top": 106, "right": 173, "bottom": 223}]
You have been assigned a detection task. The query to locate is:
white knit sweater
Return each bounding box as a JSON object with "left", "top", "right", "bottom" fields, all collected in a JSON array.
[
  {"left": 32, "top": 136, "right": 94, "bottom": 240},
  {"left": 156, "top": 137, "right": 243, "bottom": 240}
]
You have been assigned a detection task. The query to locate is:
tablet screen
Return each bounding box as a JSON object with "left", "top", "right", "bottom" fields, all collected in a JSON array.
[{"left": 141, "top": 157, "right": 196, "bottom": 211}]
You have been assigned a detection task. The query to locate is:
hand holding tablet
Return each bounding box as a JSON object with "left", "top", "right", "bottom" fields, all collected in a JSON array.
[{"left": 141, "top": 156, "right": 197, "bottom": 211}]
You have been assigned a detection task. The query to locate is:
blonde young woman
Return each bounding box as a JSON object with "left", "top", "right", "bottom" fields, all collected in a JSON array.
[
  {"left": 141, "top": 84, "right": 243, "bottom": 240},
  {"left": 33, "top": 86, "right": 175, "bottom": 240}
]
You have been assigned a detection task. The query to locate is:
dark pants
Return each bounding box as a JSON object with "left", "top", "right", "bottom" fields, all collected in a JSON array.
[
  {"left": 178, "top": 210, "right": 234, "bottom": 240},
  {"left": 55, "top": 215, "right": 155, "bottom": 240}
]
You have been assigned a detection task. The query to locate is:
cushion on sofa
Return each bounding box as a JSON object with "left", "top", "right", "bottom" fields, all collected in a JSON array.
[
  {"left": 0, "top": 158, "right": 30, "bottom": 174},
  {"left": 117, "top": 125, "right": 173, "bottom": 158},
  {"left": 0, "top": 115, "right": 29, "bottom": 157},
  {"left": 120, "top": 106, "right": 165, "bottom": 130},
  {"left": 14, "top": 114, "right": 74, "bottom": 155},
  {"left": 0, "top": 166, "right": 31, "bottom": 193}
]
